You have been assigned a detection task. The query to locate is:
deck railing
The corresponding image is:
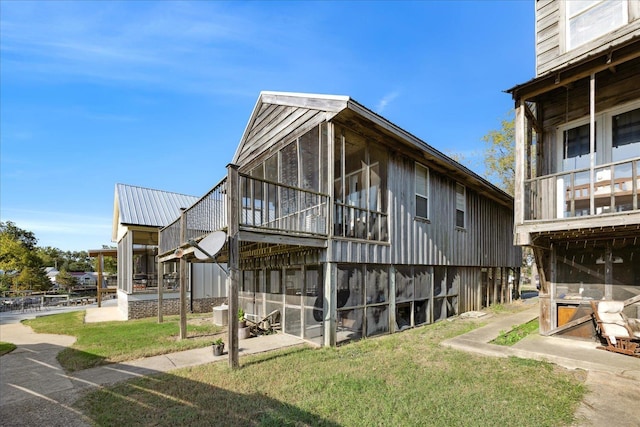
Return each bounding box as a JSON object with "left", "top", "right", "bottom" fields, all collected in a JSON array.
[
  {"left": 525, "top": 157, "right": 640, "bottom": 221},
  {"left": 159, "top": 178, "right": 228, "bottom": 254},
  {"left": 239, "top": 173, "right": 328, "bottom": 235},
  {"left": 159, "top": 172, "right": 329, "bottom": 255}
]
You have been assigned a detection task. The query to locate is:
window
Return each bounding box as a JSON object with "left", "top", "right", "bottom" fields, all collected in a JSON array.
[
  {"left": 455, "top": 183, "right": 466, "bottom": 228},
  {"left": 333, "top": 127, "right": 388, "bottom": 241},
  {"left": 556, "top": 102, "right": 640, "bottom": 218},
  {"left": 563, "top": 123, "right": 594, "bottom": 171},
  {"left": 566, "top": 1, "right": 627, "bottom": 51},
  {"left": 415, "top": 163, "right": 429, "bottom": 219},
  {"left": 557, "top": 102, "right": 640, "bottom": 171},
  {"left": 612, "top": 107, "right": 640, "bottom": 162}
]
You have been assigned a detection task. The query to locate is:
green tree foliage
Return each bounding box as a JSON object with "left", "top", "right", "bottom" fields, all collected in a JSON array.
[
  {"left": 482, "top": 111, "right": 515, "bottom": 196},
  {"left": 54, "top": 269, "right": 78, "bottom": 292},
  {"left": 15, "top": 267, "right": 51, "bottom": 292},
  {"left": 93, "top": 246, "right": 118, "bottom": 275},
  {"left": 0, "top": 221, "right": 38, "bottom": 250},
  {"left": 37, "top": 247, "right": 94, "bottom": 272},
  {"left": 0, "top": 221, "right": 50, "bottom": 292}
]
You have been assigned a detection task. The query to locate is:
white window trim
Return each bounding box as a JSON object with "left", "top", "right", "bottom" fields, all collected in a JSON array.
[
  {"left": 415, "top": 163, "right": 430, "bottom": 220},
  {"left": 556, "top": 99, "right": 640, "bottom": 171}
]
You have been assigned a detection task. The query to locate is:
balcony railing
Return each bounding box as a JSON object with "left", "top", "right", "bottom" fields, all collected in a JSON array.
[
  {"left": 159, "top": 178, "right": 227, "bottom": 254},
  {"left": 525, "top": 157, "right": 640, "bottom": 221},
  {"left": 239, "top": 173, "right": 328, "bottom": 235},
  {"left": 159, "top": 172, "right": 329, "bottom": 256}
]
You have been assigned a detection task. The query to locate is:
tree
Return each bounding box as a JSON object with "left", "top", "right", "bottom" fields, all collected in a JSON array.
[
  {"left": 93, "top": 246, "right": 118, "bottom": 275},
  {"left": 482, "top": 111, "right": 515, "bottom": 196},
  {"left": 0, "top": 221, "right": 50, "bottom": 292},
  {"left": 0, "top": 221, "right": 38, "bottom": 250},
  {"left": 54, "top": 270, "right": 78, "bottom": 293},
  {"left": 15, "top": 267, "right": 51, "bottom": 292},
  {"left": 36, "top": 247, "right": 94, "bottom": 272},
  {"left": 37, "top": 246, "right": 65, "bottom": 270}
]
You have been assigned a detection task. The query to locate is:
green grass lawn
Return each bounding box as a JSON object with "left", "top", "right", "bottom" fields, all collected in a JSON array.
[
  {"left": 0, "top": 341, "right": 17, "bottom": 356},
  {"left": 24, "top": 311, "right": 222, "bottom": 371},
  {"left": 73, "top": 315, "right": 586, "bottom": 427}
]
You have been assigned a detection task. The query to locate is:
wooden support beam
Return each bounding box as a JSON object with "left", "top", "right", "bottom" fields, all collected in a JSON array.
[
  {"left": 179, "top": 208, "right": 187, "bottom": 340},
  {"left": 227, "top": 164, "right": 240, "bottom": 369},
  {"left": 97, "top": 254, "right": 103, "bottom": 308},
  {"left": 157, "top": 232, "right": 163, "bottom": 324}
]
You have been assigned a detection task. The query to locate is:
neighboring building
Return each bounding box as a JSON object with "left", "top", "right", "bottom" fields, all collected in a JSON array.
[
  {"left": 70, "top": 272, "right": 97, "bottom": 288},
  {"left": 45, "top": 267, "right": 58, "bottom": 285},
  {"left": 111, "top": 183, "right": 227, "bottom": 319},
  {"left": 158, "top": 91, "right": 521, "bottom": 346},
  {"left": 508, "top": 1, "right": 640, "bottom": 336}
]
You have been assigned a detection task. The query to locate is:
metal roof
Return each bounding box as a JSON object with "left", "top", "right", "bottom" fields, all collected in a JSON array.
[{"left": 115, "top": 183, "right": 199, "bottom": 227}]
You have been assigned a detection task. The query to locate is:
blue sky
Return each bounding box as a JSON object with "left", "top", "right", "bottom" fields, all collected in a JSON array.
[{"left": 1, "top": 1, "right": 535, "bottom": 252}]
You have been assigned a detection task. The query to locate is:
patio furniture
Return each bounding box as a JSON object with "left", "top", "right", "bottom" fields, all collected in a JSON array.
[
  {"left": 591, "top": 300, "right": 640, "bottom": 358},
  {"left": 245, "top": 310, "right": 280, "bottom": 336}
]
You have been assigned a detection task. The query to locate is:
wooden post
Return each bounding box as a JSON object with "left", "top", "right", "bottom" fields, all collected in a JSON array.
[
  {"left": 389, "top": 265, "right": 396, "bottom": 332},
  {"left": 492, "top": 267, "right": 498, "bottom": 306},
  {"left": 323, "top": 262, "right": 336, "bottom": 347},
  {"left": 227, "top": 164, "right": 240, "bottom": 369},
  {"left": 157, "top": 233, "right": 163, "bottom": 324},
  {"left": 514, "top": 100, "right": 527, "bottom": 245},
  {"left": 97, "top": 253, "right": 103, "bottom": 308},
  {"left": 179, "top": 208, "right": 187, "bottom": 340},
  {"left": 589, "top": 73, "right": 596, "bottom": 216}
]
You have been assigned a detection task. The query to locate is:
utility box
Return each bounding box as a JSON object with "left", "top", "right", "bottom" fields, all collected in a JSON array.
[{"left": 213, "top": 305, "right": 228, "bottom": 326}]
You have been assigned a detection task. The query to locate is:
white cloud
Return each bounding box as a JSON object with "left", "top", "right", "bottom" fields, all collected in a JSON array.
[
  {"left": 1, "top": 208, "right": 112, "bottom": 251},
  {"left": 0, "top": 1, "right": 326, "bottom": 96},
  {"left": 375, "top": 91, "right": 400, "bottom": 114}
]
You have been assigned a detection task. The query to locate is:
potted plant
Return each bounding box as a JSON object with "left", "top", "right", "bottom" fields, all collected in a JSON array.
[
  {"left": 212, "top": 338, "right": 224, "bottom": 356},
  {"left": 238, "top": 308, "right": 246, "bottom": 328},
  {"left": 237, "top": 308, "right": 252, "bottom": 339}
]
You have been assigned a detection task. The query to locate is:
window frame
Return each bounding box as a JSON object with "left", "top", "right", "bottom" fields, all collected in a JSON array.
[
  {"left": 565, "top": 0, "right": 628, "bottom": 51},
  {"left": 556, "top": 100, "right": 640, "bottom": 171},
  {"left": 455, "top": 183, "right": 466, "bottom": 229},
  {"left": 333, "top": 127, "right": 389, "bottom": 241},
  {"left": 415, "top": 162, "right": 430, "bottom": 220}
]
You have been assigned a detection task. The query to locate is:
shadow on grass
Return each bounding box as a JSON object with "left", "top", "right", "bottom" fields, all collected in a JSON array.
[
  {"left": 1, "top": 340, "right": 338, "bottom": 427},
  {"left": 240, "top": 346, "right": 308, "bottom": 369},
  {"left": 57, "top": 347, "right": 108, "bottom": 372},
  {"left": 76, "top": 370, "right": 340, "bottom": 426}
]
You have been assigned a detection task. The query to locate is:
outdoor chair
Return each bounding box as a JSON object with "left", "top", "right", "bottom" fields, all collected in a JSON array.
[
  {"left": 245, "top": 310, "right": 280, "bottom": 336},
  {"left": 590, "top": 300, "right": 640, "bottom": 358}
]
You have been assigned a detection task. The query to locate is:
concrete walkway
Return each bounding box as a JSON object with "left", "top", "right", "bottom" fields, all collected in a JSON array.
[
  {"left": 442, "top": 302, "right": 640, "bottom": 427},
  {"left": 0, "top": 311, "right": 304, "bottom": 427}
]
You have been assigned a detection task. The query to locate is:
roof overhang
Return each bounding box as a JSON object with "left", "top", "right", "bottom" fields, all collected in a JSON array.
[
  {"left": 341, "top": 99, "right": 514, "bottom": 208},
  {"left": 507, "top": 35, "right": 640, "bottom": 102},
  {"left": 233, "top": 91, "right": 513, "bottom": 209}
]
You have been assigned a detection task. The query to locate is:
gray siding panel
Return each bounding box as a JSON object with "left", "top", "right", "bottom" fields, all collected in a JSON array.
[{"left": 331, "top": 151, "right": 520, "bottom": 268}]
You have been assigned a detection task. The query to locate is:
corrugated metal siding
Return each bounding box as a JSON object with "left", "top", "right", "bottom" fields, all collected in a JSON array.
[
  {"left": 331, "top": 151, "right": 520, "bottom": 267},
  {"left": 116, "top": 183, "right": 198, "bottom": 227},
  {"left": 191, "top": 263, "right": 227, "bottom": 299}
]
